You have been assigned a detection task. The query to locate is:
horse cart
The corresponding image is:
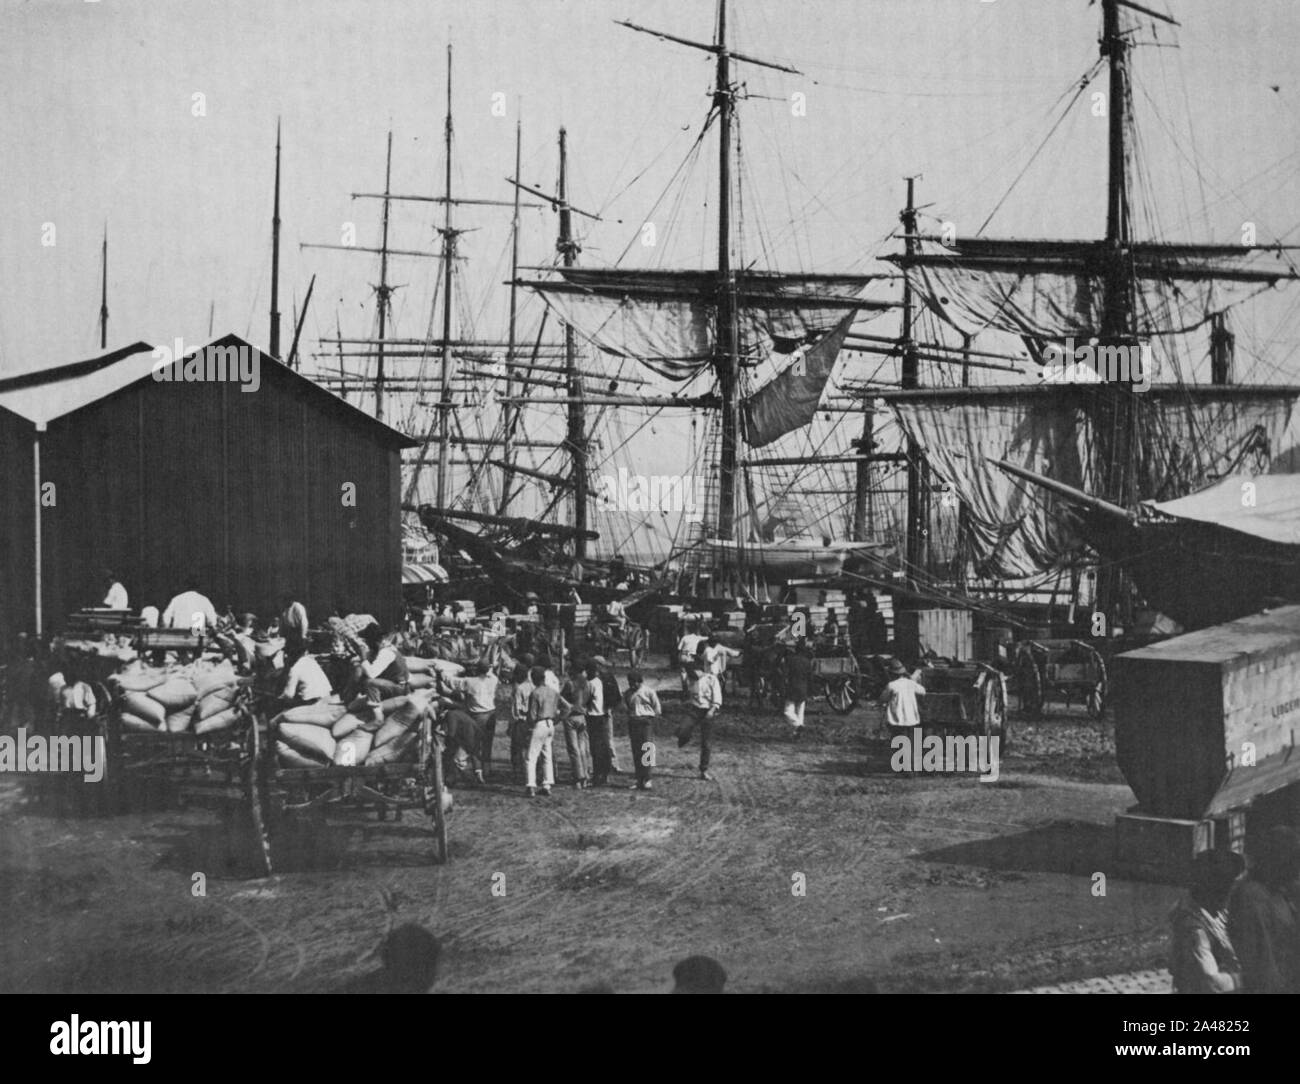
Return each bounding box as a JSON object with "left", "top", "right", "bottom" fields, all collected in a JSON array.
[
  {"left": 243, "top": 689, "right": 450, "bottom": 878},
  {"left": 1011, "top": 638, "right": 1108, "bottom": 718},
  {"left": 914, "top": 661, "right": 1010, "bottom": 745}
]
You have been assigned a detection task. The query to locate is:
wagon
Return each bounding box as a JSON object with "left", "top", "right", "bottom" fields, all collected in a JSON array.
[
  {"left": 578, "top": 619, "right": 649, "bottom": 669},
  {"left": 243, "top": 689, "right": 450, "bottom": 878},
  {"left": 810, "top": 652, "right": 861, "bottom": 715},
  {"left": 746, "top": 636, "right": 862, "bottom": 716},
  {"left": 1011, "top": 638, "right": 1108, "bottom": 718},
  {"left": 915, "top": 661, "right": 1010, "bottom": 745}
]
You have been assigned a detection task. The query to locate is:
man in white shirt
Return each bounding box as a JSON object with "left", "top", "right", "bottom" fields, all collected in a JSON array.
[
  {"left": 881, "top": 660, "right": 926, "bottom": 729},
  {"left": 676, "top": 661, "right": 722, "bottom": 781},
  {"left": 440, "top": 661, "right": 500, "bottom": 783},
  {"left": 677, "top": 621, "right": 705, "bottom": 692},
  {"left": 282, "top": 651, "right": 334, "bottom": 704},
  {"left": 162, "top": 576, "right": 218, "bottom": 633},
  {"left": 100, "top": 570, "right": 128, "bottom": 610}
]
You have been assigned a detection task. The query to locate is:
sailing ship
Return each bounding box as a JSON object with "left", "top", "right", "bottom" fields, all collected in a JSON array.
[
  {"left": 518, "top": 1, "right": 897, "bottom": 593},
  {"left": 871, "top": 0, "right": 1300, "bottom": 631}
]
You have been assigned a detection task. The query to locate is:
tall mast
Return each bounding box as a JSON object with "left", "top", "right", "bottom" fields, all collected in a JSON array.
[
  {"left": 270, "top": 118, "right": 282, "bottom": 358},
  {"left": 900, "top": 177, "right": 928, "bottom": 583},
  {"left": 614, "top": 4, "right": 801, "bottom": 543},
  {"left": 375, "top": 130, "right": 394, "bottom": 423},
  {"left": 98, "top": 224, "right": 108, "bottom": 350},
  {"left": 499, "top": 117, "right": 523, "bottom": 515},
  {"left": 1097, "top": 0, "right": 1137, "bottom": 620},
  {"left": 558, "top": 127, "right": 588, "bottom": 558},
  {"left": 714, "top": 0, "right": 740, "bottom": 541},
  {"left": 435, "top": 45, "right": 456, "bottom": 510}
]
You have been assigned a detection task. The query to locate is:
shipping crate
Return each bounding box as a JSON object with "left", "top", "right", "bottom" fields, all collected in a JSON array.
[
  {"left": 895, "top": 609, "right": 973, "bottom": 662},
  {"left": 1114, "top": 807, "right": 1245, "bottom": 884},
  {"left": 1113, "top": 605, "right": 1300, "bottom": 819}
]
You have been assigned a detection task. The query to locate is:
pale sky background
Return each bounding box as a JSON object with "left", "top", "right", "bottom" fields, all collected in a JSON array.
[{"left": 4, "top": 0, "right": 1300, "bottom": 551}]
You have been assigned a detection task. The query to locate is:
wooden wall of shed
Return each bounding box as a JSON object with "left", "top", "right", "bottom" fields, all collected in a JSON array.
[
  {"left": 18, "top": 360, "right": 403, "bottom": 640},
  {"left": 0, "top": 408, "right": 36, "bottom": 647}
]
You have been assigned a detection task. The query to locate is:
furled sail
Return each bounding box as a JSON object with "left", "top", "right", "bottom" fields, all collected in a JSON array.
[
  {"left": 888, "top": 386, "right": 1297, "bottom": 578},
  {"left": 890, "top": 239, "right": 1300, "bottom": 340},
  {"left": 742, "top": 313, "right": 856, "bottom": 447},
  {"left": 522, "top": 268, "right": 889, "bottom": 381}
]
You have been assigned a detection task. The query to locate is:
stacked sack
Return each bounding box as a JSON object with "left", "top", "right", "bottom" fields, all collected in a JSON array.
[
  {"left": 111, "top": 659, "right": 244, "bottom": 735},
  {"left": 404, "top": 655, "right": 462, "bottom": 692},
  {"left": 277, "top": 690, "right": 435, "bottom": 769}
]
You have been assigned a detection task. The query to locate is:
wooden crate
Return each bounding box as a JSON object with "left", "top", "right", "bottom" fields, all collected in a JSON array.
[
  {"left": 894, "top": 609, "right": 973, "bottom": 662},
  {"left": 1113, "top": 604, "right": 1300, "bottom": 819}
]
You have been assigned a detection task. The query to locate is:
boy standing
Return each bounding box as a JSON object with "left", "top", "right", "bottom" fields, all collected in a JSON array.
[{"left": 622, "top": 670, "right": 661, "bottom": 790}]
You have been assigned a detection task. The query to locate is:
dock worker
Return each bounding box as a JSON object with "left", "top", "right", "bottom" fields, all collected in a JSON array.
[
  {"left": 577, "top": 660, "right": 611, "bottom": 786},
  {"left": 162, "top": 574, "right": 218, "bottom": 633},
  {"left": 510, "top": 662, "right": 534, "bottom": 782},
  {"left": 622, "top": 670, "right": 661, "bottom": 790},
  {"left": 781, "top": 639, "right": 814, "bottom": 739},
  {"left": 677, "top": 656, "right": 721, "bottom": 782},
  {"left": 1228, "top": 825, "right": 1300, "bottom": 993},
  {"left": 881, "top": 659, "right": 926, "bottom": 732},
  {"left": 524, "top": 665, "right": 572, "bottom": 798},
  {"left": 100, "top": 569, "right": 128, "bottom": 611},
  {"left": 1170, "top": 848, "right": 1245, "bottom": 994},
  {"left": 356, "top": 631, "right": 410, "bottom": 702},
  {"left": 278, "top": 595, "right": 309, "bottom": 657},
  {"left": 701, "top": 634, "right": 741, "bottom": 681},
  {"left": 559, "top": 661, "right": 592, "bottom": 789},
  {"left": 281, "top": 646, "right": 335, "bottom": 706},
  {"left": 607, "top": 553, "right": 627, "bottom": 588},
  {"left": 677, "top": 620, "right": 705, "bottom": 692},
  {"left": 439, "top": 659, "right": 500, "bottom": 784}
]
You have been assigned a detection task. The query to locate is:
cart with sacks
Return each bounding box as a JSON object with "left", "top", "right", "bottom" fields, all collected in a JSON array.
[
  {"left": 242, "top": 678, "right": 450, "bottom": 877},
  {"left": 83, "top": 636, "right": 451, "bottom": 875}
]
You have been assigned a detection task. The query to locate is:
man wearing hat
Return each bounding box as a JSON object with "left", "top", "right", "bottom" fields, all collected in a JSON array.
[
  {"left": 880, "top": 658, "right": 926, "bottom": 733},
  {"left": 1169, "top": 848, "right": 1244, "bottom": 993},
  {"left": 780, "top": 640, "right": 814, "bottom": 738}
]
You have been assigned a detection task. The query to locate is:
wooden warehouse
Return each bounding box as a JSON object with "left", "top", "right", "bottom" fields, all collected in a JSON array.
[{"left": 0, "top": 334, "right": 416, "bottom": 645}]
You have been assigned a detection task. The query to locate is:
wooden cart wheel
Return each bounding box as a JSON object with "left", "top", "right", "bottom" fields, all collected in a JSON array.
[
  {"left": 981, "top": 669, "right": 1010, "bottom": 750},
  {"left": 1083, "top": 645, "right": 1107, "bottom": 719},
  {"left": 628, "top": 625, "right": 646, "bottom": 669},
  {"left": 1015, "top": 651, "right": 1043, "bottom": 716},
  {"left": 825, "top": 674, "right": 859, "bottom": 715},
  {"left": 421, "top": 717, "right": 449, "bottom": 865}
]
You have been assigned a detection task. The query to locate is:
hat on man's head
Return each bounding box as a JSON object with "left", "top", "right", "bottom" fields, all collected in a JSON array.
[{"left": 887, "top": 658, "right": 909, "bottom": 676}]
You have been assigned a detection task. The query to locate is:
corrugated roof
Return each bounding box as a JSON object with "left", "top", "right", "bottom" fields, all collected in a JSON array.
[
  {"left": 1149, "top": 473, "right": 1300, "bottom": 547},
  {"left": 0, "top": 334, "right": 417, "bottom": 447}
]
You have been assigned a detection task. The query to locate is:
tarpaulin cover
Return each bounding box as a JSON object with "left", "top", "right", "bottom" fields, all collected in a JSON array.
[{"left": 1148, "top": 474, "right": 1300, "bottom": 546}]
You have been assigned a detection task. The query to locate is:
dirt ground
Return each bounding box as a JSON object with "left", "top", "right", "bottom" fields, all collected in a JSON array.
[{"left": 0, "top": 663, "right": 1183, "bottom": 994}]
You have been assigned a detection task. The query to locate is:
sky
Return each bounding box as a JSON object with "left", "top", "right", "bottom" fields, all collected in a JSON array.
[{"left": 4, "top": 0, "right": 1300, "bottom": 550}]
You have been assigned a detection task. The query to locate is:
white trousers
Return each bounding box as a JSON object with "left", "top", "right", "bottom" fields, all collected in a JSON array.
[
  {"left": 526, "top": 719, "right": 555, "bottom": 788},
  {"left": 783, "top": 699, "right": 806, "bottom": 728}
]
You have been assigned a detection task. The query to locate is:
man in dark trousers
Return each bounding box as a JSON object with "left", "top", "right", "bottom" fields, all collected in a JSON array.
[
  {"left": 1228, "top": 825, "right": 1299, "bottom": 993},
  {"left": 781, "top": 639, "right": 814, "bottom": 739}
]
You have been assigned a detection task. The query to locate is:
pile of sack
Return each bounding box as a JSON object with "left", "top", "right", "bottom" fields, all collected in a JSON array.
[
  {"left": 273, "top": 689, "right": 435, "bottom": 768},
  {"left": 110, "top": 659, "right": 244, "bottom": 736},
  {"left": 405, "top": 655, "right": 460, "bottom": 691}
]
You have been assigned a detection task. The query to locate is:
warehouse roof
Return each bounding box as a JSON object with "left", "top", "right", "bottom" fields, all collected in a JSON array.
[
  {"left": 0, "top": 334, "right": 417, "bottom": 447},
  {"left": 1148, "top": 473, "right": 1300, "bottom": 547}
]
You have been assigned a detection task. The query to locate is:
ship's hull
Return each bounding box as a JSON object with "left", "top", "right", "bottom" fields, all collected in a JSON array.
[{"left": 1082, "top": 514, "right": 1300, "bottom": 630}]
